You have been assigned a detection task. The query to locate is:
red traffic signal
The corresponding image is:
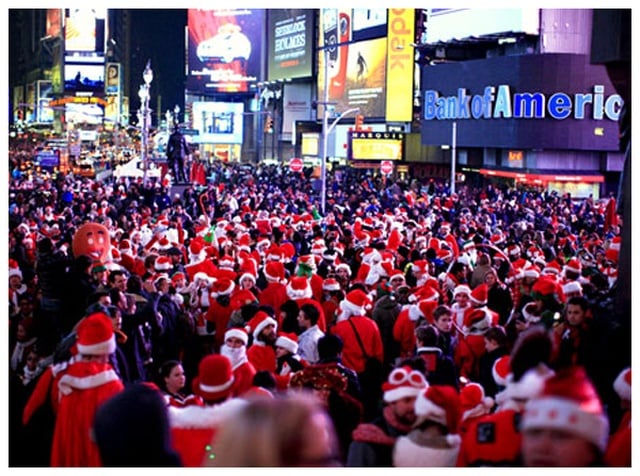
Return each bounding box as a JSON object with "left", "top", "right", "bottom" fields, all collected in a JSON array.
[{"left": 354, "top": 114, "right": 364, "bottom": 130}]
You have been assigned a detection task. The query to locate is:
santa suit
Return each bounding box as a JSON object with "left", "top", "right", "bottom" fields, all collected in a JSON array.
[
  {"left": 392, "top": 306, "right": 423, "bottom": 360},
  {"left": 22, "top": 359, "right": 74, "bottom": 426},
  {"left": 331, "top": 315, "right": 384, "bottom": 374},
  {"left": 455, "top": 409, "right": 522, "bottom": 467},
  {"left": 168, "top": 399, "right": 247, "bottom": 467},
  {"left": 604, "top": 410, "right": 631, "bottom": 467},
  {"left": 185, "top": 258, "right": 218, "bottom": 282},
  {"left": 454, "top": 332, "right": 487, "bottom": 382},
  {"left": 230, "top": 360, "right": 257, "bottom": 397},
  {"left": 205, "top": 299, "right": 234, "bottom": 351},
  {"left": 309, "top": 273, "right": 325, "bottom": 304},
  {"left": 247, "top": 341, "right": 277, "bottom": 373},
  {"left": 50, "top": 360, "right": 124, "bottom": 466},
  {"left": 258, "top": 281, "right": 289, "bottom": 315}
]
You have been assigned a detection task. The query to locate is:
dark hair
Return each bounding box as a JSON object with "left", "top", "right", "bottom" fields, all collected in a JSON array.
[
  {"left": 299, "top": 303, "right": 320, "bottom": 325},
  {"left": 415, "top": 324, "right": 439, "bottom": 347},
  {"left": 252, "top": 370, "right": 276, "bottom": 390},
  {"left": 566, "top": 296, "right": 590, "bottom": 312},
  {"left": 483, "top": 325, "right": 508, "bottom": 347},
  {"left": 317, "top": 334, "right": 344, "bottom": 360},
  {"left": 157, "top": 360, "right": 182, "bottom": 391},
  {"left": 433, "top": 305, "right": 452, "bottom": 322}
]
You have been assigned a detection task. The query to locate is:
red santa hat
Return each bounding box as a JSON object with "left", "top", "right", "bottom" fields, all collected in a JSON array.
[
  {"left": 521, "top": 301, "right": 541, "bottom": 324},
  {"left": 507, "top": 244, "right": 521, "bottom": 257},
  {"left": 224, "top": 327, "right": 249, "bottom": 346},
  {"left": 564, "top": 257, "right": 582, "bottom": 275},
  {"left": 297, "top": 254, "right": 317, "bottom": 272},
  {"left": 171, "top": 271, "right": 186, "bottom": 286},
  {"left": 340, "top": 289, "right": 372, "bottom": 316},
  {"left": 76, "top": 312, "right": 116, "bottom": 356},
  {"left": 154, "top": 255, "right": 172, "bottom": 272},
  {"left": 118, "top": 239, "right": 132, "bottom": 253},
  {"left": 605, "top": 236, "right": 621, "bottom": 263},
  {"left": 523, "top": 265, "right": 541, "bottom": 280},
  {"left": 322, "top": 278, "right": 341, "bottom": 292},
  {"left": 245, "top": 311, "right": 278, "bottom": 340},
  {"left": 562, "top": 280, "right": 583, "bottom": 296},
  {"left": 211, "top": 277, "right": 236, "bottom": 297},
  {"left": 188, "top": 238, "right": 206, "bottom": 261},
  {"left": 469, "top": 284, "right": 488, "bottom": 306},
  {"left": 492, "top": 355, "right": 511, "bottom": 388},
  {"left": 460, "top": 382, "right": 494, "bottom": 422},
  {"left": 418, "top": 299, "right": 438, "bottom": 324},
  {"left": 335, "top": 263, "right": 352, "bottom": 277},
  {"left": 522, "top": 366, "right": 609, "bottom": 452},
  {"left": 192, "top": 354, "right": 235, "bottom": 402},
  {"left": 286, "top": 276, "right": 312, "bottom": 300},
  {"left": 453, "top": 284, "right": 471, "bottom": 298},
  {"left": 264, "top": 261, "right": 286, "bottom": 283},
  {"left": 155, "top": 236, "right": 172, "bottom": 252},
  {"left": 542, "top": 260, "right": 563, "bottom": 276},
  {"left": 531, "top": 277, "right": 558, "bottom": 301},
  {"left": 230, "top": 289, "right": 258, "bottom": 311},
  {"left": 464, "top": 308, "right": 492, "bottom": 332},
  {"left": 237, "top": 260, "right": 257, "bottom": 285},
  {"left": 414, "top": 385, "right": 461, "bottom": 437},
  {"left": 381, "top": 366, "right": 428, "bottom": 403},
  {"left": 193, "top": 272, "right": 213, "bottom": 285},
  {"left": 275, "top": 332, "right": 299, "bottom": 354},
  {"left": 9, "top": 259, "right": 22, "bottom": 280},
  {"left": 152, "top": 273, "right": 170, "bottom": 287},
  {"left": 613, "top": 367, "right": 631, "bottom": 402},
  {"left": 218, "top": 256, "right": 236, "bottom": 270}
]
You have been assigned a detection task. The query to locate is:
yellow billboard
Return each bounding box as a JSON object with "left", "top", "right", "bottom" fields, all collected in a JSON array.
[
  {"left": 385, "top": 9, "right": 415, "bottom": 122},
  {"left": 350, "top": 131, "right": 404, "bottom": 160}
]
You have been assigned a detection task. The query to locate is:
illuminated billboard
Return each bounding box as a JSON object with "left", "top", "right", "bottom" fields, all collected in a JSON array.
[
  {"left": 65, "top": 102, "right": 103, "bottom": 125},
  {"left": 351, "top": 8, "right": 387, "bottom": 41},
  {"left": 187, "top": 9, "right": 264, "bottom": 94},
  {"left": 64, "top": 63, "right": 105, "bottom": 93},
  {"left": 191, "top": 101, "right": 244, "bottom": 144},
  {"left": 36, "top": 80, "right": 54, "bottom": 123},
  {"left": 349, "top": 131, "right": 404, "bottom": 161},
  {"left": 64, "top": 8, "right": 106, "bottom": 54},
  {"left": 268, "top": 9, "right": 314, "bottom": 81}
]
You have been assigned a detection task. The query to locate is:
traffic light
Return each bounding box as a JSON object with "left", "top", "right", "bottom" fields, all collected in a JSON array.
[
  {"left": 355, "top": 114, "right": 364, "bottom": 130},
  {"left": 264, "top": 114, "right": 273, "bottom": 133}
]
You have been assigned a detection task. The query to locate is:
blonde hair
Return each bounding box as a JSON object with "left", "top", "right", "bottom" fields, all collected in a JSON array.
[{"left": 206, "top": 392, "right": 339, "bottom": 467}]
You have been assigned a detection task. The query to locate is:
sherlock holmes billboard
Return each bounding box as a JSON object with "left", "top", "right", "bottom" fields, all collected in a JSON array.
[{"left": 420, "top": 53, "right": 622, "bottom": 151}]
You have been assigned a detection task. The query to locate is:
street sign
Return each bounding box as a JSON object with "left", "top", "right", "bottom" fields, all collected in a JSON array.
[
  {"left": 290, "top": 158, "right": 304, "bottom": 173},
  {"left": 380, "top": 160, "right": 394, "bottom": 175}
]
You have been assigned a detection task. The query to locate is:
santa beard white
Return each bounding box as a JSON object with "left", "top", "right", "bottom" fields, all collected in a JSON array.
[{"left": 220, "top": 344, "right": 248, "bottom": 370}]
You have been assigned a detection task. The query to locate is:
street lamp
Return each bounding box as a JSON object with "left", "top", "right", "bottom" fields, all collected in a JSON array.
[{"left": 139, "top": 59, "right": 153, "bottom": 186}]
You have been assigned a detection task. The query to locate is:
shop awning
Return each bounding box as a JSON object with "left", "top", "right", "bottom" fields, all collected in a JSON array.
[{"left": 479, "top": 168, "right": 604, "bottom": 183}]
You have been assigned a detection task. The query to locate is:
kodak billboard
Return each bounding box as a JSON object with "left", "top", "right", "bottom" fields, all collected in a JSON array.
[{"left": 385, "top": 9, "right": 415, "bottom": 122}]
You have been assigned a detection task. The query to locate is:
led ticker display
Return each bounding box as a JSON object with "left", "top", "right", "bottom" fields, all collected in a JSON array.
[
  {"left": 187, "top": 9, "right": 264, "bottom": 94},
  {"left": 268, "top": 9, "right": 314, "bottom": 81},
  {"left": 349, "top": 131, "right": 404, "bottom": 161}
]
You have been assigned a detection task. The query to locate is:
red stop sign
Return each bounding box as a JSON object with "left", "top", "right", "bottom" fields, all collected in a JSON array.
[
  {"left": 380, "top": 160, "right": 394, "bottom": 175},
  {"left": 289, "top": 158, "right": 303, "bottom": 173}
]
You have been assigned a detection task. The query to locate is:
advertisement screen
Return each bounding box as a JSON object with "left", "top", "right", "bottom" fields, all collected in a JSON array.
[
  {"left": 317, "top": 34, "right": 387, "bottom": 118},
  {"left": 64, "top": 63, "right": 105, "bottom": 93},
  {"left": 36, "top": 151, "right": 60, "bottom": 169},
  {"left": 351, "top": 8, "right": 387, "bottom": 42},
  {"left": 64, "top": 8, "right": 106, "bottom": 53},
  {"left": 36, "top": 80, "right": 54, "bottom": 123},
  {"left": 349, "top": 131, "right": 404, "bottom": 161},
  {"left": 187, "top": 9, "right": 264, "bottom": 94},
  {"left": 65, "top": 102, "right": 103, "bottom": 125},
  {"left": 191, "top": 101, "right": 244, "bottom": 144},
  {"left": 268, "top": 9, "right": 314, "bottom": 81}
]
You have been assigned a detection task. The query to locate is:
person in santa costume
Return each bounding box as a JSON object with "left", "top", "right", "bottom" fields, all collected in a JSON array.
[
  {"left": 520, "top": 365, "right": 609, "bottom": 466},
  {"left": 393, "top": 384, "right": 462, "bottom": 467},
  {"left": 168, "top": 354, "right": 247, "bottom": 467},
  {"left": 456, "top": 326, "right": 554, "bottom": 467},
  {"left": 219, "top": 327, "right": 256, "bottom": 398},
  {"left": 245, "top": 311, "right": 279, "bottom": 373},
  {"left": 330, "top": 288, "right": 384, "bottom": 421},
  {"left": 347, "top": 365, "right": 427, "bottom": 467},
  {"left": 204, "top": 277, "right": 236, "bottom": 352},
  {"left": 285, "top": 275, "right": 327, "bottom": 332},
  {"left": 257, "top": 260, "right": 289, "bottom": 315},
  {"left": 184, "top": 237, "right": 217, "bottom": 282},
  {"left": 50, "top": 312, "right": 125, "bottom": 466},
  {"left": 604, "top": 366, "right": 631, "bottom": 467},
  {"left": 393, "top": 298, "right": 438, "bottom": 361},
  {"left": 157, "top": 359, "right": 203, "bottom": 408},
  {"left": 457, "top": 381, "right": 495, "bottom": 436}
]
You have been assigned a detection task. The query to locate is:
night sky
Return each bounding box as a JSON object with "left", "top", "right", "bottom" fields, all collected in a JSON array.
[{"left": 128, "top": 9, "right": 187, "bottom": 124}]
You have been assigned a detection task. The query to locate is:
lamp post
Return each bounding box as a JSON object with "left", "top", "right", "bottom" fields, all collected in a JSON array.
[{"left": 139, "top": 59, "right": 153, "bottom": 186}]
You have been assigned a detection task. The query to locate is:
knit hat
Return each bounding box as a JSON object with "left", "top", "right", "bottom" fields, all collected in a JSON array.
[
  {"left": 192, "top": 354, "right": 235, "bottom": 402},
  {"left": 382, "top": 366, "right": 428, "bottom": 403},
  {"left": 335, "top": 262, "right": 352, "bottom": 277},
  {"left": 613, "top": 367, "right": 631, "bottom": 402},
  {"left": 91, "top": 261, "right": 107, "bottom": 274},
  {"left": 76, "top": 312, "right": 116, "bottom": 356},
  {"left": 8, "top": 259, "right": 22, "bottom": 280},
  {"left": 286, "top": 276, "right": 312, "bottom": 300},
  {"left": 171, "top": 271, "right": 186, "bottom": 285},
  {"left": 460, "top": 382, "right": 494, "bottom": 422},
  {"left": 522, "top": 366, "right": 609, "bottom": 452},
  {"left": 469, "top": 284, "right": 488, "bottom": 306},
  {"left": 297, "top": 254, "right": 317, "bottom": 272},
  {"left": 492, "top": 355, "right": 511, "bottom": 387},
  {"left": 531, "top": 277, "right": 558, "bottom": 301},
  {"left": 340, "top": 289, "right": 371, "bottom": 316},
  {"left": 245, "top": 311, "right": 278, "bottom": 340},
  {"left": 521, "top": 302, "right": 541, "bottom": 324},
  {"left": 263, "top": 260, "right": 286, "bottom": 283},
  {"left": 507, "top": 244, "right": 521, "bottom": 257},
  {"left": 224, "top": 327, "right": 249, "bottom": 346},
  {"left": 414, "top": 385, "right": 461, "bottom": 436},
  {"left": 154, "top": 255, "right": 172, "bottom": 272},
  {"left": 211, "top": 277, "right": 235, "bottom": 297},
  {"left": 275, "top": 332, "right": 299, "bottom": 354}
]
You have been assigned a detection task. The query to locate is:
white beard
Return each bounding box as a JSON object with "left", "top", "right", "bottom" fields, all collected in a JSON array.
[{"left": 220, "top": 344, "right": 248, "bottom": 370}]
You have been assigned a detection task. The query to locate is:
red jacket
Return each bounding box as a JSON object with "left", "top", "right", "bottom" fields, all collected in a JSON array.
[{"left": 331, "top": 315, "right": 384, "bottom": 373}]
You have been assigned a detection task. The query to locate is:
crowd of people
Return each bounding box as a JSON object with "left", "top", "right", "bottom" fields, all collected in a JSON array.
[{"left": 8, "top": 154, "right": 631, "bottom": 467}]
